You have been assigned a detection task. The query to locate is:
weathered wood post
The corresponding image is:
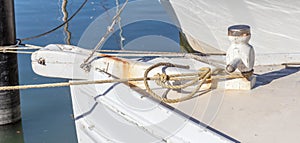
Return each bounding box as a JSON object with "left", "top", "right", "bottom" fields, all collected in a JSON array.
[{"left": 0, "top": 0, "right": 21, "bottom": 125}]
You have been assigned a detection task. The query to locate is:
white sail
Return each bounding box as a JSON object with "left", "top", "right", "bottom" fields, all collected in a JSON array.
[{"left": 160, "top": 0, "right": 300, "bottom": 54}]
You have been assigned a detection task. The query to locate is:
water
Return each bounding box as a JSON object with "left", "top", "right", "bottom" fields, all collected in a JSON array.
[{"left": 2, "top": 0, "right": 180, "bottom": 142}]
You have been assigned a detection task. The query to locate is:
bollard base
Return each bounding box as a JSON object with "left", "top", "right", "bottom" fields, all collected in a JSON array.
[{"left": 224, "top": 76, "right": 256, "bottom": 90}]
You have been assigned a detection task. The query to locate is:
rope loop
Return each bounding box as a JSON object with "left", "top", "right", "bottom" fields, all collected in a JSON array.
[{"left": 143, "top": 62, "right": 211, "bottom": 103}]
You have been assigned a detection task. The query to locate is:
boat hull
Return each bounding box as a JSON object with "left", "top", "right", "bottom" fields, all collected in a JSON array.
[
  {"left": 31, "top": 44, "right": 300, "bottom": 143},
  {"left": 69, "top": 57, "right": 235, "bottom": 143}
]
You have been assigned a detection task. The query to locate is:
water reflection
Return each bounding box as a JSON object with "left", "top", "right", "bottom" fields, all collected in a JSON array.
[
  {"left": 14, "top": 0, "right": 179, "bottom": 142},
  {"left": 61, "top": 0, "right": 71, "bottom": 45},
  {"left": 0, "top": 120, "right": 24, "bottom": 143}
]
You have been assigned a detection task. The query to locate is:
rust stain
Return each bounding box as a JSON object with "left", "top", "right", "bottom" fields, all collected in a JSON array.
[
  {"left": 98, "top": 53, "right": 128, "bottom": 64},
  {"left": 98, "top": 53, "right": 130, "bottom": 82},
  {"left": 98, "top": 53, "right": 144, "bottom": 87}
]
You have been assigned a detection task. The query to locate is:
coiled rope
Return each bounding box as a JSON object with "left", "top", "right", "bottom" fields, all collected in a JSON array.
[{"left": 144, "top": 63, "right": 211, "bottom": 103}]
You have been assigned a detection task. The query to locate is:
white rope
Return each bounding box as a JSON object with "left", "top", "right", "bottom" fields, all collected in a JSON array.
[
  {"left": 0, "top": 51, "right": 33, "bottom": 54},
  {"left": 24, "top": 44, "right": 43, "bottom": 49},
  {"left": 0, "top": 44, "right": 226, "bottom": 68},
  {"left": 116, "top": 0, "right": 125, "bottom": 50},
  {"left": 96, "top": 49, "right": 191, "bottom": 54},
  {"left": 0, "top": 45, "right": 41, "bottom": 50},
  {"left": 0, "top": 44, "right": 42, "bottom": 54}
]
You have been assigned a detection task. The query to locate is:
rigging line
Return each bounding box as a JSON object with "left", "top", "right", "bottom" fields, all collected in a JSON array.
[
  {"left": 0, "top": 47, "right": 38, "bottom": 50},
  {"left": 96, "top": 49, "right": 197, "bottom": 54},
  {"left": 24, "top": 44, "right": 43, "bottom": 49},
  {"left": 0, "top": 44, "right": 42, "bottom": 50},
  {"left": 116, "top": 0, "right": 125, "bottom": 50},
  {"left": 80, "top": 0, "right": 129, "bottom": 71},
  {"left": 19, "top": 0, "right": 88, "bottom": 42},
  {"left": 95, "top": 49, "right": 225, "bottom": 55},
  {"left": 0, "top": 51, "right": 33, "bottom": 54}
]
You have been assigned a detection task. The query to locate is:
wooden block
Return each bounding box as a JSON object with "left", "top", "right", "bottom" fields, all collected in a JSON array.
[{"left": 224, "top": 76, "right": 256, "bottom": 90}]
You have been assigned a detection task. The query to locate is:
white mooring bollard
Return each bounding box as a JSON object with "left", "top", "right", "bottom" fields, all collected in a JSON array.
[{"left": 225, "top": 25, "right": 256, "bottom": 90}]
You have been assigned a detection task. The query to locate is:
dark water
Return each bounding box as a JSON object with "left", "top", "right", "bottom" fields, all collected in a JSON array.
[{"left": 1, "top": 0, "right": 180, "bottom": 142}]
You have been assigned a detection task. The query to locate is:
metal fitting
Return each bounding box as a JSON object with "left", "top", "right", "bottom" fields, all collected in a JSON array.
[{"left": 228, "top": 25, "right": 251, "bottom": 37}]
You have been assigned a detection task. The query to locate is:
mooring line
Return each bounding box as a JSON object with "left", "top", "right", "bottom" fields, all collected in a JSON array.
[
  {"left": 80, "top": 0, "right": 129, "bottom": 71},
  {"left": 0, "top": 62, "right": 247, "bottom": 104}
]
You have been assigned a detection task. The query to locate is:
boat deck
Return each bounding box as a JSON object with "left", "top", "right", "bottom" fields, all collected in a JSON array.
[{"left": 172, "top": 64, "right": 300, "bottom": 143}]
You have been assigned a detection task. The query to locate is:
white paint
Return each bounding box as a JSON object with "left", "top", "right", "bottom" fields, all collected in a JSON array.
[
  {"left": 226, "top": 35, "right": 255, "bottom": 73},
  {"left": 31, "top": 44, "right": 94, "bottom": 80},
  {"left": 31, "top": 44, "right": 300, "bottom": 142},
  {"left": 224, "top": 76, "right": 256, "bottom": 90},
  {"left": 32, "top": 45, "right": 235, "bottom": 142},
  {"left": 160, "top": 0, "right": 300, "bottom": 54}
]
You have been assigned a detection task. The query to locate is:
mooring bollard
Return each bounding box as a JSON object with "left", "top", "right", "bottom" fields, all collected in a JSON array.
[
  {"left": 0, "top": 0, "right": 21, "bottom": 125},
  {"left": 225, "top": 25, "right": 256, "bottom": 90}
]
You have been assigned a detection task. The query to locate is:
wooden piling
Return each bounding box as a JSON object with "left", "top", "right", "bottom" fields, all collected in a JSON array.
[{"left": 0, "top": 0, "right": 21, "bottom": 125}]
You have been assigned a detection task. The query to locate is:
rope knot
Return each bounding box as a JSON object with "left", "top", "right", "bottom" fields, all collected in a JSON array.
[
  {"left": 107, "top": 26, "right": 114, "bottom": 32},
  {"left": 156, "top": 73, "right": 168, "bottom": 83},
  {"left": 2, "top": 47, "right": 7, "bottom": 53},
  {"left": 144, "top": 62, "right": 212, "bottom": 103}
]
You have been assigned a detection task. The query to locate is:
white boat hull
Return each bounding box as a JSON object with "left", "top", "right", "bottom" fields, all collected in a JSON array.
[
  {"left": 32, "top": 44, "right": 300, "bottom": 143},
  {"left": 32, "top": 44, "right": 236, "bottom": 142},
  {"left": 70, "top": 72, "right": 234, "bottom": 143}
]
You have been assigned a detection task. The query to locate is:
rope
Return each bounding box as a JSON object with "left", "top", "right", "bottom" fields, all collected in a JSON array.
[
  {"left": 143, "top": 63, "right": 212, "bottom": 103},
  {"left": 116, "top": 0, "right": 125, "bottom": 50},
  {"left": 282, "top": 62, "right": 300, "bottom": 66},
  {"left": 19, "top": 0, "right": 88, "bottom": 41},
  {"left": 0, "top": 69, "right": 247, "bottom": 91},
  {"left": 0, "top": 45, "right": 41, "bottom": 50},
  {"left": 24, "top": 44, "right": 43, "bottom": 49},
  {"left": 0, "top": 51, "right": 33, "bottom": 54},
  {"left": 80, "top": 0, "right": 129, "bottom": 71},
  {"left": 0, "top": 61, "right": 249, "bottom": 104},
  {"left": 0, "top": 77, "right": 154, "bottom": 91},
  {"left": 0, "top": 44, "right": 225, "bottom": 69},
  {"left": 0, "top": 44, "right": 42, "bottom": 54},
  {"left": 0, "top": 66, "right": 205, "bottom": 91},
  {"left": 0, "top": 43, "right": 226, "bottom": 71}
]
